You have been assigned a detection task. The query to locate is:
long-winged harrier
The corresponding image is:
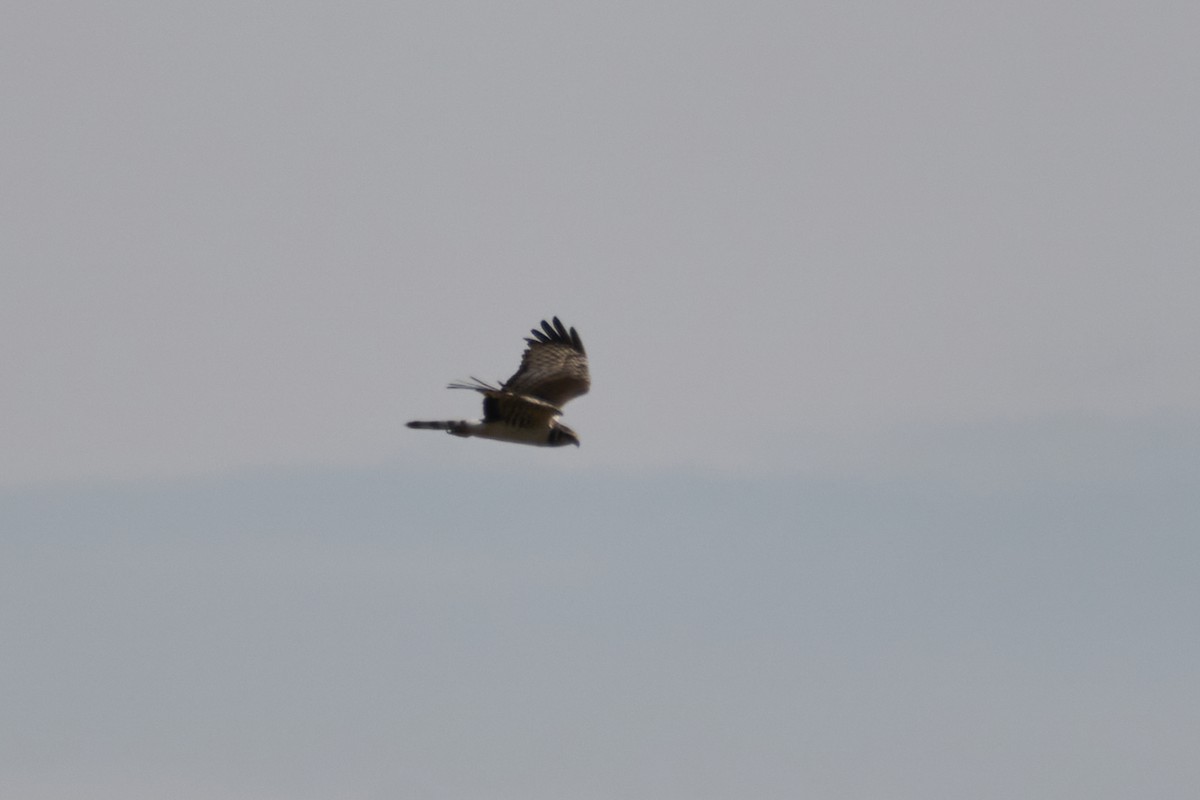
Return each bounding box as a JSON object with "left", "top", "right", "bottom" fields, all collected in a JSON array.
[{"left": 407, "top": 317, "right": 590, "bottom": 447}]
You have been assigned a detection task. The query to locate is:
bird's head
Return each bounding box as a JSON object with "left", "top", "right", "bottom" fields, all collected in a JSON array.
[{"left": 548, "top": 424, "right": 580, "bottom": 447}]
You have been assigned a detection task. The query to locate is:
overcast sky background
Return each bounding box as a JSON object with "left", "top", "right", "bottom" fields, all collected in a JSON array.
[{"left": 3, "top": 2, "right": 1198, "bottom": 798}]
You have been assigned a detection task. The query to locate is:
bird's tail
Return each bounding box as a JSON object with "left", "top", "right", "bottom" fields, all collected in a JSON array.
[{"left": 406, "top": 420, "right": 470, "bottom": 437}]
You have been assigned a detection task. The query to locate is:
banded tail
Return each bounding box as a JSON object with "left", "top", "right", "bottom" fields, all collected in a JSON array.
[{"left": 406, "top": 420, "right": 470, "bottom": 437}]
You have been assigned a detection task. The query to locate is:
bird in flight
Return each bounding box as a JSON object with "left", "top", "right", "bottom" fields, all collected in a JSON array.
[{"left": 407, "top": 317, "right": 590, "bottom": 447}]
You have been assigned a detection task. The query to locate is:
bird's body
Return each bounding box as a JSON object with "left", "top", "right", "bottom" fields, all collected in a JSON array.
[
  {"left": 407, "top": 317, "right": 589, "bottom": 447},
  {"left": 406, "top": 418, "right": 569, "bottom": 445}
]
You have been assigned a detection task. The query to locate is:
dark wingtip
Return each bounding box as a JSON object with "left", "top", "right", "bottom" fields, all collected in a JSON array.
[{"left": 527, "top": 317, "right": 584, "bottom": 353}]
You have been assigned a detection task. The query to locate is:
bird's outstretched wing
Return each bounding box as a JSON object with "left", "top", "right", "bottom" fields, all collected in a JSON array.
[{"left": 500, "top": 317, "right": 590, "bottom": 408}]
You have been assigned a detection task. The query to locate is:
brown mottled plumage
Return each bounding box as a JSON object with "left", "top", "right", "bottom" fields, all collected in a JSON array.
[{"left": 407, "top": 317, "right": 590, "bottom": 447}]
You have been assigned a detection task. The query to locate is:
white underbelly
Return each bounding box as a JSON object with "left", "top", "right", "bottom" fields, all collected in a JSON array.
[{"left": 465, "top": 421, "right": 552, "bottom": 446}]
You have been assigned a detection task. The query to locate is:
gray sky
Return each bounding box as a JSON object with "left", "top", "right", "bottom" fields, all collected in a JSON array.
[
  {"left": 2, "top": 2, "right": 1198, "bottom": 798},
  {"left": 4, "top": 0, "right": 1197, "bottom": 485}
]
